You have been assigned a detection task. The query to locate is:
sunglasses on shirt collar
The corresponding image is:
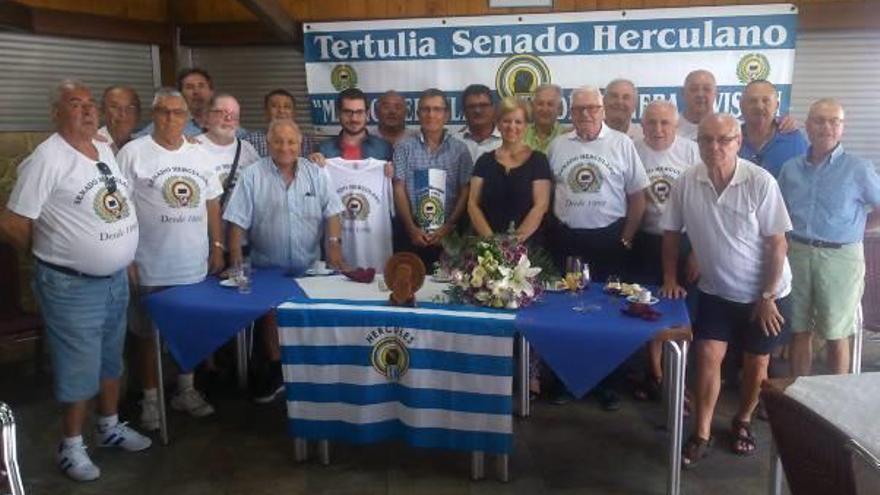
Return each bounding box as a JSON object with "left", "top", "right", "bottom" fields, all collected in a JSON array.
[{"left": 96, "top": 161, "right": 117, "bottom": 195}]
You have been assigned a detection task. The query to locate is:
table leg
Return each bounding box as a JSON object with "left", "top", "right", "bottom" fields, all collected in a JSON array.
[
  {"left": 294, "top": 438, "right": 308, "bottom": 462},
  {"left": 769, "top": 440, "right": 783, "bottom": 495},
  {"left": 496, "top": 454, "right": 509, "bottom": 482},
  {"left": 235, "top": 323, "right": 253, "bottom": 390},
  {"left": 471, "top": 451, "right": 485, "bottom": 480},
  {"left": 516, "top": 333, "right": 530, "bottom": 418},
  {"left": 664, "top": 340, "right": 687, "bottom": 495},
  {"left": 154, "top": 328, "right": 169, "bottom": 445},
  {"left": 852, "top": 304, "right": 864, "bottom": 375},
  {"left": 318, "top": 439, "right": 330, "bottom": 465}
]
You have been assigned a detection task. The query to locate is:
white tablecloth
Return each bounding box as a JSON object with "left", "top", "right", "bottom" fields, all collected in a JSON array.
[
  {"left": 295, "top": 274, "right": 448, "bottom": 302},
  {"left": 785, "top": 372, "right": 880, "bottom": 457}
]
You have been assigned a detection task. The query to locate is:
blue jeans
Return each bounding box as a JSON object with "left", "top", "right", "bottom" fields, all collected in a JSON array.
[{"left": 33, "top": 263, "right": 129, "bottom": 402}]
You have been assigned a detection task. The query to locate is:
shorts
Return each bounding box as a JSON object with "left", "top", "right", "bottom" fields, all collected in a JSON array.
[
  {"left": 789, "top": 241, "right": 864, "bottom": 340},
  {"left": 127, "top": 285, "right": 168, "bottom": 338},
  {"left": 33, "top": 263, "right": 129, "bottom": 403},
  {"left": 693, "top": 291, "right": 791, "bottom": 355}
]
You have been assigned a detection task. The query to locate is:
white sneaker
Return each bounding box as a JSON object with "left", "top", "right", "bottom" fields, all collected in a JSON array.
[
  {"left": 170, "top": 388, "right": 215, "bottom": 417},
  {"left": 140, "top": 398, "right": 160, "bottom": 431},
  {"left": 97, "top": 421, "right": 152, "bottom": 452},
  {"left": 57, "top": 442, "right": 100, "bottom": 481}
]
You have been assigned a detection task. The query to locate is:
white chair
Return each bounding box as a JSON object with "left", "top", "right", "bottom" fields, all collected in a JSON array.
[{"left": 0, "top": 402, "right": 25, "bottom": 495}]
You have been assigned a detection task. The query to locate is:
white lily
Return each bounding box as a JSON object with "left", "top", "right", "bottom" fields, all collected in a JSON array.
[{"left": 509, "top": 254, "right": 542, "bottom": 297}]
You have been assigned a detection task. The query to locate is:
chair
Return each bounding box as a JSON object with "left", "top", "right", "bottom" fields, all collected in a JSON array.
[
  {"left": 0, "top": 242, "right": 43, "bottom": 373},
  {"left": 863, "top": 235, "right": 880, "bottom": 332},
  {"left": 847, "top": 439, "right": 880, "bottom": 495},
  {"left": 761, "top": 386, "right": 857, "bottom": 495},
  {"left": 0, "top": 402, "right": 25, "bottom": 495}
]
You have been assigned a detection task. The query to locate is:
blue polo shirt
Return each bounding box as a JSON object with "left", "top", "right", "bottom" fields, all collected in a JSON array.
[
  {"left": 778, "top": 145, "right": 880, "bottom": 244},
  {"left": 739, "top": 125, "right": 808, "bottom": 178},
  {"left": 318, "top": 131, "right": 392, "bottom": 161}
]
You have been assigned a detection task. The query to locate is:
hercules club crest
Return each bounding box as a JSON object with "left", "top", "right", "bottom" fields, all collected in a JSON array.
[
  {"left": 370, "top": 335, "right": 410, "bottom": 382},
  {"left": 567, "top": 163, "right": 603, "bottom": 193},
  {"left": 162, "top": 176, "right": 200, "bottom": 208},
  {"left": 93, "top": 187, "right": 131, "bottom": 223},
  {"left": 342, "top": 192, "right": 370, "bottom": 221}
]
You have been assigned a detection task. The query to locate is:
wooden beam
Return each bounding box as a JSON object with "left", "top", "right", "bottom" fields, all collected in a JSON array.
[
  {"left": 24, "top": 7, "right": 167, "bottom": 45},
  {"left": 798, "top": 1, "right": 880, "bottom": 31},
  {"left": 235, "top": 0, "right": 299, "bottom": 43},
  {"left": 0, "top": 1, "right": 32, "bottom": 32},
  {"left": 179, "top": 21, "right": 299, "bottom": 46}
]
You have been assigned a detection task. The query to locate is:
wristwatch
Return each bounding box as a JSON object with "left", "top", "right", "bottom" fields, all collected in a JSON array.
[
  {"left": 211, "top": 241, "right": 225, "bottom": 251},
  {"left": 620, "top": 237, "right": 633, "bottom": 250},
  {"left": 761, "top": 291, "right": 775, "bottom": 302},
  {"left": 328, "top": 236, "right": 342, "bottom": 245}
]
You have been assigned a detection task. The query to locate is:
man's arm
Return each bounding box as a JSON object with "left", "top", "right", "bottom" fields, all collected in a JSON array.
[
  {"left": 324, "top": 214, "right": 345, "bottom": 270},
  {"left": 0, "top": 208, "right": 33, "bottom": 253},
  {"left": 393, "top": 179, "right": 429, "bottom": 247},
  {"left": 660, "top": 231, "right": 686, "bottom": 299},
  {"left": 753, "top": 233, "right": 788, "bottom": 336},
  {"left": 431, "top": 183, "right": 469, "bottom": 245},
  {"left": 621, "top": 189, "right": 647, "bottom": 246},
  {"left": 206, "top": 199, "right": 224, "bottom": 274},
  {"left": 227, "top": 223, "right": 246, "bottom": 269}
]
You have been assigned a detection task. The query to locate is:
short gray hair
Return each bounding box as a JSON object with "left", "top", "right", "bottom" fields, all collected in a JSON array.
[
  {"left": 699, "top": 112, "right": 741, "bottom": 136},
  {"left": 570, "top": 85, "right": 601, "bottom": 101},
  {"left": 534, "top": 83, "right": 562, "bottom": 100},
  {"left": 808, "top": 98, "right": 845, "bottom": 120},
  {"left": 49, "top": 79, "right": 90, "bottom": 111},
  {"left": 605, "top": 78, "right": 639, "bottom": 99},
  {"left": 642, "top": 100, "right": 678, "bottom": 122},
  {"left": 267, "top": 118, "right": 301, "bottom": 139},
  {"left": 151, "top": 87, "right": 188, "bottom": 111}
]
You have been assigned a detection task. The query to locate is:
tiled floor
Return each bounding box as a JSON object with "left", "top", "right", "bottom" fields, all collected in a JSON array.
[{"left": 3, "top": 334, "right": 879, "bottom": 495}]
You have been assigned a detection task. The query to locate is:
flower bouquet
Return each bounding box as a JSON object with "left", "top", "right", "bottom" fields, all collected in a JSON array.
[{"left": 438, "top": 232, "right": 553, "bottom": 309}]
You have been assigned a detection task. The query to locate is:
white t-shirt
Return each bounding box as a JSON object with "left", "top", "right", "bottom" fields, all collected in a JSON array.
[
  {"left": 7, "top": 133, "right": 138, "bottom": 276},
  {"left": 547, "top": 125, "right": 649, "bottom": 229},
  {"left": 117, "top": 135, "right": 222, "bottom": 286},
  {"left": 635, "top": 137, "right": 700, "bottom": 234},
  {"left": 325, "top": 157, "right": 393, "bottom": 272},
  {"left": 456, "top": 127, "right": 502, "bottom": 164},
  {"left": 196, "top": 134, "right": 260, "bottom": 194},
  {"left": 676, "top": 117, "right": 699, "bottom": 141},
  {"left": 661, "top": 158, "right": 792, "bottom": 303},
  {"left": 625, "top": 122, "right": 643, "bottom": 141}
]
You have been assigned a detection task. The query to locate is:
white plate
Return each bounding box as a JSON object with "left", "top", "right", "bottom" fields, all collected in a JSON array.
[
  {"left": 305, "top": 268, "right": 336, "bottom": 276},
  {"left": 430, "top": 274, "right": 452, "bottom": 283},
  {"left": 627, "top": 295, "right": 659, "bottom": 305},
  {"left": 543, "top": 281, "right": 567, "bottom": 292},
  {"left": 219, "top": 278, "right": 238, "bottom": 288}
]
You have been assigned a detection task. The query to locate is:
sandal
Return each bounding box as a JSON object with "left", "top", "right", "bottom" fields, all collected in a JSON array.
[
  {"left": 682, "top": 435, "right": 714, "bottom": 469},
  {"left": 731, "top": 418, "right": 757, "bottom": 456}
]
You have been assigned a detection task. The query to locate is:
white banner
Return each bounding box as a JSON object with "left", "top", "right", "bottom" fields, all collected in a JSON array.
[{"left": 303, "top": 4, "right": 797, "bottom": 134}]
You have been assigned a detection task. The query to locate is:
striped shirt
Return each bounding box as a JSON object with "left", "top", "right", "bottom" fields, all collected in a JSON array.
[
  {"left": 392, "top": 131, "right": 473, "bottom": 219},
  {"left": 244, "top": 129, "right": 315, "bottom": 159},
  {"left": 223, "top": 156, "right": 344, "bottom": 273}
]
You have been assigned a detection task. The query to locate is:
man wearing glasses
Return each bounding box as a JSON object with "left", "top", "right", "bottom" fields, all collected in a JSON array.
[
  {"left": 117, "top": 88, "right": 225, "bottom": 431},
  {"left": 456, "top": 84, "right": 501, "bottom": 162},
  {"left": 0, "top": 80, "right": 151, "bottom": 481},
  {"left": 778, "top": 99, "right": 880, "bottom": 377},
  {"left": 197, "top": 93, "right": 260, "bottom": 205},
  {"left": 661, "top": 113, "right": 792, "bottom": 466},
  {"left": 316, "top": 87, "right": 392, "bottom": 161},
  {"left": 393, "top": 88, "right": 473, "bottom": 266}
]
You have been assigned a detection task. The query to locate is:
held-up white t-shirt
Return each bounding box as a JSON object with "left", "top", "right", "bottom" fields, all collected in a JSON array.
[
  {"left": 635, "top": 137, "right": 700, "bottom": 234},
  {"left": 661, "top": 158, "right": 792, "bottom": 303},
  {"left": 117, "top": 135, "right": 222, "bottom": 286},
  {"left": 325, "top": 157, "right": 393, "bottom": 272},
  {"left": 195, "top": 134, "right": 260, "bottom": 194},
  {"left": 547, "top": 125, "right": 649, "bottom": 229},
  {"left": 7, "top": 133, "right": 138, "bottom": 276}
]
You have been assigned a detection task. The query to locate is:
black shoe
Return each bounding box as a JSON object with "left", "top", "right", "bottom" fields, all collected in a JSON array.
[
  {"left": 597, "top": 388, "right": 621, "bottom": 411},
  {"left": 252, "top": 366, "right": 284, "bottom": 404}
]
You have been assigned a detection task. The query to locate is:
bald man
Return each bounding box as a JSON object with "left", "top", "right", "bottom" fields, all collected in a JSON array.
[
  {"left": 98, "top": 85, "right": 141, "bottom": 154},
  {"left": 661, "top": 113, "right": 793, "bottom": 466},
  {"left": 739, "top": 79, "right": 808, "bottom": 178},
  {"left": 779, "top": 99, "right": 880, "bottom": 376}
]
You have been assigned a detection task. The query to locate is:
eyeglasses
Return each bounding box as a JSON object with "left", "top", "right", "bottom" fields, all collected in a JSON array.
[
  {"left": 418, "top": 106, "right": 447, "bottom": 115},
  {"left": 209, "top": 108, "right": 240, "bottom": 121},
  {"left": 96, "top": 161, "right": 117, "bottom": 195},
  {"left": 465, "top": 102, "right": 493, "bottom": 111},
  {"left": 697, "top": 135, "right": 739, "bottom": 146},
  {"left": 154, "top": 107, "right": 188, "bottom": 118},
  {"left": 340, "top": 109, "right": 366, "bottom": 117},
  {"left": 808, "top": 117, "right": 844, "bottom": 128},
  {"left": 571, "top": 105, "right": 604, "bottom": 115}
]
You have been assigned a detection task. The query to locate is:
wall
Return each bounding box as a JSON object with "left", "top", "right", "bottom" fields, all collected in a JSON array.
[{"left": 16, "top": 0, "right": 167, "bottom": 22}]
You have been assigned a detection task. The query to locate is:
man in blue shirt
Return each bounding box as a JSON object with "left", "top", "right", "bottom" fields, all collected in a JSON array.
[
  {"left": 778, "top": 98, "right": 880, "bottom": 376},
  {"left": 317, "top": 87, "right": 392, "bottom": 161},
  {"left": 739, "top": 80, "right": 808, "bottom": 178}
]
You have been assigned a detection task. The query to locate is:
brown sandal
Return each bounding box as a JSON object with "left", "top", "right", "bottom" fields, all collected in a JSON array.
[
  {"left": 682, "top": 435, "right": 714, "bottom": 469},
  {"left": 731, "top": 419, "right": 757, "bottom": 456}
]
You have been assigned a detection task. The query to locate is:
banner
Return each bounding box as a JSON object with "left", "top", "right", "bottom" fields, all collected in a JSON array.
[
  {"left": 277, "top": 300, "right": 516, "bottom": 454},
  {"left": 303, "top": 4, "right": 797, "bottom": 134}
]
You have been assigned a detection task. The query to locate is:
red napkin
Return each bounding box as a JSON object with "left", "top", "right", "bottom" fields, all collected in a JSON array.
[
  {"left": 342, "top": 267, "right": 376, "bottom": 283},
  {"left": 621, "top": 302, "right": 662, "bottom": 321}
]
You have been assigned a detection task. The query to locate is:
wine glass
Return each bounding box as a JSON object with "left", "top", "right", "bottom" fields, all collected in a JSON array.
[{"left": 564, "top": 256, "right": 583, "bottom": 310}]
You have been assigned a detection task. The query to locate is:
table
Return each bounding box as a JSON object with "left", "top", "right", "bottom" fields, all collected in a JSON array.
[
  {"left": 764, "top": 374, "right": 880, "bottom": 495},
  {"left": 144, "top": 268, "right": 305, "bottom": 443}
]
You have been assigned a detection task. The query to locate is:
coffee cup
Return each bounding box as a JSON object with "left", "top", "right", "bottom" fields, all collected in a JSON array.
[
  {"left": 638, "top": 289, "right": 652, "bottom": 304},
  {"left": 311, "top": 260, "right": 327, "bottom": 272}
]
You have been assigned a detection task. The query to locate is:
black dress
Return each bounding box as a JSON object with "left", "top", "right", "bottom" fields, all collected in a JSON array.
[{"left": 472, "top": 149, "right": 552, "bottom": 241}]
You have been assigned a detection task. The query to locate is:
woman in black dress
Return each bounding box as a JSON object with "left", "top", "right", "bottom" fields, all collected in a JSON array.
[
  {"left": 467, "top": 96, "right": 552, "bottom": 398},
  {"left": 467, "top": 96, "right": 552, "bottom": 244}
]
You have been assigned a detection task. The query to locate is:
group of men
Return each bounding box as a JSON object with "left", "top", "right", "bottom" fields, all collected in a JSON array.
[{"left": 0, "top": 63, "right": 877, "bottom": 481}]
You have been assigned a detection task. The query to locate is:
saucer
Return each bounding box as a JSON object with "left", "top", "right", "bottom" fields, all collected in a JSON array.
[
  {"left": 305, "top": 268, "right": 336, "bottom": 276},
  {"left": 626, "top": 295, "right": 659, "bottom": 305},
  {"left": 219, "top": 278, "right": 238, "bottom": 288}
]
